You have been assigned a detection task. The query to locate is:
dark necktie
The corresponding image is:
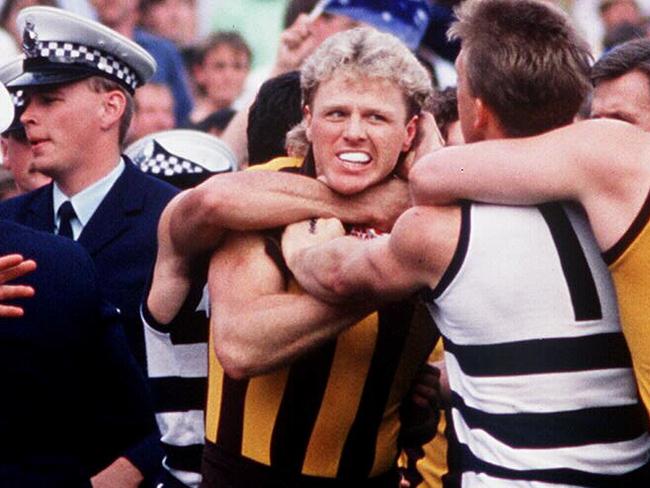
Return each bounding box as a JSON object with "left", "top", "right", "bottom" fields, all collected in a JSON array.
[{"left": 57, "top": 201, "right": 76, "bottom": 239}]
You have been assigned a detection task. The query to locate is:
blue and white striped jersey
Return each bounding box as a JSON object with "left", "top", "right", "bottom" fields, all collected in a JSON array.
[{"left": 424, "top": 202, "right": 650, "bottom": 487}]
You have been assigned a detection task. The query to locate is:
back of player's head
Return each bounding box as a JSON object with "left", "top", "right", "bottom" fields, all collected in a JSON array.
[
  {"left": 428, "top": 87, "right": 458, "bottom": 141},
  {"left": 591, "top": 37, "right": 650, "bottom": 87},
  {"left": 449, "top": 0, "right": 592, "bottom": 137},
  {"left": 247, "top": 70, "right": 303, "bottom": 165}
]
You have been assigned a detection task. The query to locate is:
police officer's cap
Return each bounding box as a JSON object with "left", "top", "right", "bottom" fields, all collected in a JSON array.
[
  {"left": 10, "top": 7, "right": 156, "bottom": 94},
  {"left": 125, "top": 130, "right": 236, "bottom": 189},
  {"left": 0, "top": 57, "right": 25, "bottom": 134},
  {"left": 0, "top": 82, "right": 14, "bottom": 134}
]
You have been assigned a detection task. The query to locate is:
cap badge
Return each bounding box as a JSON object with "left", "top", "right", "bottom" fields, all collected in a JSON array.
[{"left": 22, "top": 21, "right": 39, "bottom": 57}]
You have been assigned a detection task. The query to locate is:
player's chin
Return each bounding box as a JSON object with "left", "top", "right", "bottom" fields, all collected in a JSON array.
[{"left": 327, "top": 175, "right": 376, "bottom": 196}]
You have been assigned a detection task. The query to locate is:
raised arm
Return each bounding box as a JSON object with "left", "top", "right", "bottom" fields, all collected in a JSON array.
[
  {"left": 282, "top": 206, "right": 460, "bottom": 304},
  {"left": 168, "top": 170, "right": 410, "bottom": 258},
  {"left": 410, "top": 119, "right": 650, "bottom": 250},
  {"left": 221, "top": 13, "right": 319, "bottom": 166},
  {"left": 208, "top": 231, "right": 369, "bottom": 380}
]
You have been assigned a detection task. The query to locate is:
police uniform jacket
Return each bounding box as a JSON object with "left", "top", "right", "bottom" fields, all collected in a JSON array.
[
  {"left": 0, "top": 219, "right": 158, "bottom": 487},
  {"left": 0, "top": 158, "right": 178, "bottom": 479}
]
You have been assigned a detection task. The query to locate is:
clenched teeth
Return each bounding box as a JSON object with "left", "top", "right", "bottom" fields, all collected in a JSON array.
[{"left": 338, "top": 152, "right": 371, "bottom": 164}]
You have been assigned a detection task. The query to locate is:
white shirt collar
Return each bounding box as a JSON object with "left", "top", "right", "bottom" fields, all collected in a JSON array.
[{"left": 53, "top": 159, "right": 125, "bottom": 238}]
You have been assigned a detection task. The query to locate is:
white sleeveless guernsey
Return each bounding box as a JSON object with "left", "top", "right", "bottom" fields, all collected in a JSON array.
[{"left": 424, "top": 202, "right": 650, "bottom": 487}]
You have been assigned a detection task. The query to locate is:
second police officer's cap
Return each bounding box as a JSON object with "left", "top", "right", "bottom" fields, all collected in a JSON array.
[
  {"left": 125, "top": 130, "right": 236, "bottom": 190},
  {"left": 9, "top": 6, "right": 156, "bottom": 94},
  {"left": 0, "top": 56, "right": 25, "bottom": 133},
  {"left": 0, "top": 82, "right": 15, "bottom": 134},
  {"left": 322, "top": 0, "right": 432, "bottom": 51}
]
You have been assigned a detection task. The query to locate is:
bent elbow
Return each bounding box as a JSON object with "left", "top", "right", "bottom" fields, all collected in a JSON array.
[
  {"left": 212, "top": 315, "right": 267, "bottom": 380},
  {"left": 213, "top": 338, "right": 254, "bottom": 380},
  {"left": 195, "top": 180, "right": 231, "bottom": 224}
]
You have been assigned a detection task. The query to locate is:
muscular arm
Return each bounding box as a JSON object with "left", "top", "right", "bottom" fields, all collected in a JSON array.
[
  {"left": 282, "top": 206, "right": 461, "bottom": 304},
  {"left": 209, "top": 231, "right": 370, "bottom": 379},
  {"left": 410, "top": 119, "right": 650, "bottom": 250},
  {"left": 168, "top": 170, "right": 410, "bottom": 258},
  {"left": 146, "top": 202, "right": 200, "bottom": 324}
]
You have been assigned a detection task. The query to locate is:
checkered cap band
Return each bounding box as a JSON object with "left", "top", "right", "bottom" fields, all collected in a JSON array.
[
  {"left": 28, "top": 40, "right": 139, "bottom": 91},
  {"left": 136, "top": 141, "right": 207, "bottom": 177}
]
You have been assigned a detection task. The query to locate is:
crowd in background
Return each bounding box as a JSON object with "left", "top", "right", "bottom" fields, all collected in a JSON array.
[{"left": 4, "top": 0, "right": 650, "bottom": 199}]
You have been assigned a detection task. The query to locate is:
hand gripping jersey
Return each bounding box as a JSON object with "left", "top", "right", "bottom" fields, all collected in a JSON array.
[{"left": 423, "top": 202, "right": 650, "bottom": 487}]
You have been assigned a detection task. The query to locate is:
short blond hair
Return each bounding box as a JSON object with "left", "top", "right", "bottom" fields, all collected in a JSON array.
[{"left": 300, "top": 27, "right": 433, "bottom": 120}]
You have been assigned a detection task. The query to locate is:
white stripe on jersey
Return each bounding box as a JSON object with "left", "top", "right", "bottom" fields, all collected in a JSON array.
[
  {"left": 144, "top": 324, "right": 208, "bottom": 378},
  {"left": 156, "top": 410, "right": 205, "bottom": 446},
  {"left": 444, "top": 352, "right": 639, "bottom": 414},
  {"left": 161, "top": 457, "right": 202, "bottom": 488},
  {"left": 453, "top": 409, "right": 650, "bottom": 475},
  {"left": 461, "top": 472, "right": 586, "bottom": 488}
]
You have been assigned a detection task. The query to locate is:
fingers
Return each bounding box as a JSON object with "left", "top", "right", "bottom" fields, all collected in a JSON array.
[
  {"left": 0, "top": 304, "right": 26, "bottom": 318},
  {"left": 282, "top": 13, "right": 313, "bottom": 49},
  {"left": 410, "top": 362, "right": 442, "bottom": 408},
  {"left": 0, "top": 254, "right": 37, "bottom": 285},
  {"left": 0, "top": 254, "right": 26, "bottom": 275},
  {"left": 274, "top": 13, "right": 320, "bottom": 74},
  {"left": 0, "top": 284, "right": 35, "bottom": 301},
  {"left": 0, "top": 283, "right": 35, "bottom": 319}
]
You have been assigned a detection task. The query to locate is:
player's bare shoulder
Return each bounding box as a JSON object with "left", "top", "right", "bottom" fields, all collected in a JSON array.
[{"left": 390, "top": 205, "right": 462, "bottom": 287}]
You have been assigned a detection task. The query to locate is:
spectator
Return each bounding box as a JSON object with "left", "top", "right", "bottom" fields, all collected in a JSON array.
[
  {"left": 139, "top": 0, "right": 197, "bottom": 47},
  {"left": 127, "top": 81, "right": 176, "bottom": 144},
  {"left": 188, "top": 108, "right": 236, "bottom": 137},
  {"left": 600, "top": 0, "right": 644, "bottom": 31},
  {"left": 602, "top": 20, "right": 649, "bottom": 51},
  {"left": 321, "top": 0, "right": 432, "bottom": 51},
  {"left": 190, "top": 32, "right": 252, "bottom": 123}
]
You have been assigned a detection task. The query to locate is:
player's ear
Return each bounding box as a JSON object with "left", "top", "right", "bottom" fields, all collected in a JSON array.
[
  {"left": 474, "top": 98, "right": 489, "bottom": 132},
  {"left": 402, "top": 115, "right": 418, "bottom": 152}
]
